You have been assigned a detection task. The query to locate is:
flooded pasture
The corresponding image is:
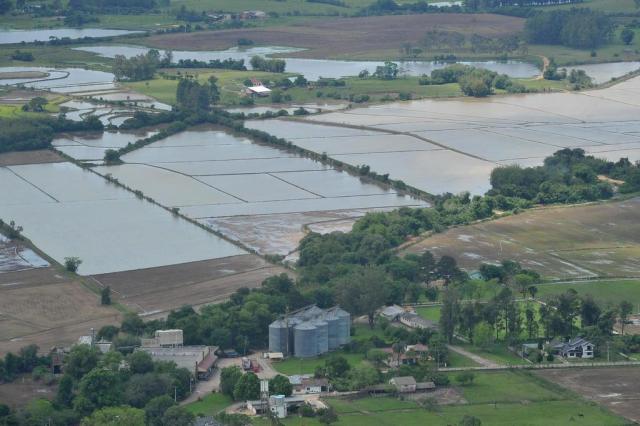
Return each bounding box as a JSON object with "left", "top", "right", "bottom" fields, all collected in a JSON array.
[
  {"left": 93, "top": 127, "right": 426, "bottom": 255},
  {"left": 0, "top": 162, "right": 245, "bottom": 275},
  {"left": 0, "top": 235, "right": 49, "bottom": 273},
  {"left": 76, "top": 45, "right": 540, "bottom": 80},
  {"left": 53, "top": 129, "right": 158, "bottom": 162},
  {"left": 247, "top": 75, "right": 640, "bottom": 195}
]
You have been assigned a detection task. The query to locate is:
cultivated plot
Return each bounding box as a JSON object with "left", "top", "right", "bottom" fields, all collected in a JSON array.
[
  {"left": 0, "top": 235, "right": 49, "bottom": 273},
  {"left": 94, "top": 128, "right": 426, "bottom": 255},
  {"left": 402, "top": 197, "right": 640, "bottom": 280},
  {"left": 0, "top": 162, "right": 245, "bottom": 275}
]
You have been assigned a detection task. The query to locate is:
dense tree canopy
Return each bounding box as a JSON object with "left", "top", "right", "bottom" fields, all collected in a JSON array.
[{"left": 525, "top": 8, "right": 613, "bottom": 49}]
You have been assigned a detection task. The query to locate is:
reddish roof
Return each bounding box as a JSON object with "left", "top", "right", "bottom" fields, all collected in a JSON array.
[{"left": 197, "top": 352, "right": 218, "bottom": 372}]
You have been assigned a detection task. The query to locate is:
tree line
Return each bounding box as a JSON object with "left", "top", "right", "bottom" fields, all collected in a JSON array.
[{"left": 525, "top": 8, "right": 614, "bottom": 49}]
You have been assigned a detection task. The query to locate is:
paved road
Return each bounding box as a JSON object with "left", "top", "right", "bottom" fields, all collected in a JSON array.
[{"left": 180, "top": 358, "right": 241, "bottom": 406}]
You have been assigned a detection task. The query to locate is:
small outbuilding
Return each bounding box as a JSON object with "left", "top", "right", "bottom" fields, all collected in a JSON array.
[
  {"left": 389, "top": 376, "right": 417, "bottom": 393},
  {"left": 246, "top": 85, "right": 272, "bottom": 97}
]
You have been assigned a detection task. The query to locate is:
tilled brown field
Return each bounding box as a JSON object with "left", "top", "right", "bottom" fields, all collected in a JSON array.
[
  {"left": 91, "top": 254, "right": 289, "bottom": 316},
  {"left": 536, "top": 367, "right": 640, "bottom": 423},
  {"left": 0, "top": 267, "right": 121, "bottom": 355},
  {"left": 145, "top": 14, "right": 524, "bottom": 58},
  {"left": 403, "top": 198, "right": 640, "bottom": 280},
  {"left": 0, "top": 149, "right": 64, "bottom": 166}
]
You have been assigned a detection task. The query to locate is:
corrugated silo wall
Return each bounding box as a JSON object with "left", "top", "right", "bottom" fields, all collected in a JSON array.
[
  {"left": 294, "top": 324, "right": 318, "bottom": 358},
  {"left": 337, "top": 311, "right": 351, "bottom": 345},
  {"left": 326, "top": 314, "right": 340, "bottom": 350},
  {"left": 315, "top": 320, "right": 329, "bottom": 355},
  {"left": 269, "top": 321, "right": 288, "bottom": 353}
]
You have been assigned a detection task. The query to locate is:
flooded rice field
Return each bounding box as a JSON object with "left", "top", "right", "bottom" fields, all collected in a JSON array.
[
  {"left": 0, "top": 28, "right": 140, "bottom": 44},
  {"left": 247, "top": 75, "right": 640, "bottom": 195},
  {"left": 76, "top": 45, "right": 540, "bottom": 80},
  {"left": 92, "top": 127, "right": 426, "bottom": 255},
  {"left": 53, "top": 129, "right": 158, "bottom": 161},
  {"left": 0, "top": 162, "right": 245, "bottom": 275},
  {"left": 0, "top": 67, "right": 116, "bottom": 94},
  {"left": 0, "top": 235, "right": 49, "bottom": 273}
]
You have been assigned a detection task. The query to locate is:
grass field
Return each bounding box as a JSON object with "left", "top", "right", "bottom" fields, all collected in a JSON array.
[
  {"left": 403, "top": 198, "right": 640, "bottom": 281},
  {"left": 272, "top": 351, "right": 367, "bottom": 376},
  {"left": 537, "top": 279, "right": 640, "bottom": 307},
  {"left": 455, "top": 342, "right": 528, "bottom": 366},
  {"left": 0, "top": 45, "right": 110, "bottom": 68},
  {"left": 184, "top": 393, "right": 233, "bottom": 417},
  {"left": 254, "top": 370, "right": 627, "bottom": 425}
]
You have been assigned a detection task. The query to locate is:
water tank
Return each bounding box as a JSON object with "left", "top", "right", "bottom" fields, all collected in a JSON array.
[
  {"left": 294, "top": 322, "right": 318, "bottom": 358},
  {"left": 314, "top": 319, "right": 329, "bottom": 355},
  {"left": 324, "top": 311, "right": 340, "bottom": 350},
  {"left": 334, "top": 308, "right": 351, "bottom": 346},
  {"left": 269, "top": 319, "right": 288, "bottom": 353}
]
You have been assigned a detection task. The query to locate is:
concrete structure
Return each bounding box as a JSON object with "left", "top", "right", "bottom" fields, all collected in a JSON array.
[
  {"left": 399, "top": 312, "right": 432, "bottom": 330},
  {"left": 389, "top": 376, "right": 417, "bottom": 393},
  {"left": 137, "top": 345, "right": 218, "bottom": 380},
  {"left": 246, "top": 85, "right": 272, "bottom": 96},
  {"left": 247, "top": 395, "right": 307, "bottom": 417},
  {"left": 553, "top": 337, "right": 594, "bottom": 359},
  {"left": 269, "top": 305, "right": 351, "bottom": 358},
  {"left": 141, "top": 329, "right": 183, "bottom": 348}
]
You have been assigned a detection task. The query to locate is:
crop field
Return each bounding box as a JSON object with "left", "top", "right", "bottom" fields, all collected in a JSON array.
[
  {"left": 144, "top": 14, "right": 525, "bottom": 60},
  {"left": 537, "top": 367, "right": 640, "bottom": 423},
  {"left": 243, "top": 75, "right": 640, "bottom": 196},
  {"left": 0, "top": 161, "right": 245, "bottom": 275},
  {"left": 92, "top": 255, "right": 285, "bottom": 316},
  {"left": 404, "top": 198, "right": 640, "bottom": 280},
  {"left": 0, "top": 266, "right": 121, "bottom": 356},
  {"left": 537, "top": 279, "right": 640, "bottom": 307},
  {"left": 91, "top": 126, "right": 425, "bottom": 256}
]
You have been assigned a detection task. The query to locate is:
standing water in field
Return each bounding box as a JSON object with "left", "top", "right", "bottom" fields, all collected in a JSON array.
[{"left": 0, "top": 28, "right": 141, "bottom": 44}]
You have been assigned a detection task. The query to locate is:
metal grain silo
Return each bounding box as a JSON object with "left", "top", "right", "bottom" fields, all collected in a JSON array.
[
  {"left": 324, "top": 310, "right": 340, "bottom": 350},
  {"left": 313, "top": 319, "right": 329, "bottom": 355},
  {"left": 334, "top": 308, "right": 351, "bottom": 346},
  {"left": 294, "top": 322, "right": 318, "bottom": 358},
  {"left": 269, "top": 319, "right": 289, "bottom": 354}
]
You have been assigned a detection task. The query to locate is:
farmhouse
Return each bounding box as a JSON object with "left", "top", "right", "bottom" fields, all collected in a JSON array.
[
  {"left": 389, "top": 376, "right": 417, "bottom": 393},
  {"left": 246, "top": 85, "right": 272, "bottom": 97},
  {"left": 552, "top": 337, "right": 595, "bottom": 359}
]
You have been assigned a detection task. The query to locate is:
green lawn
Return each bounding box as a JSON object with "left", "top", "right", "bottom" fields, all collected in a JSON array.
[
  {"left": 415, "top": 306, "right": 441, "bottom": 322},
  {"left": 537, "top": 279, "right": 640, "bottom": 307},
  {"left": 447, "top": 350, "right": 480, "bottom": 368},
  {"left": 272, "top": 351, "right": 367, "bottom": 376},
  {"left": 0, "top": 45, "right": 110, "bottom": 68},
  {"left": 184, "top": 393, "right": 233, "bottom": 417},
  {"left": 449, "top": 371, "right": 562, "bottom": 404},
  {"left": 455, "top": 342, "right": 528, "bottom": 366}
]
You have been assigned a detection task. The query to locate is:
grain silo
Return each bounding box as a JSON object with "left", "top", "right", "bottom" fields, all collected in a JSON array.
[
  {"left": 334, "top": 307, "right": 351, "bottom": 345},
  {"left": 324, "top": 310, "right": 340, "bottom": 350},
  {"left": 268, "top": 319, "right": 288, "bottom": 354},
  {"left": 313, "top": 319, "right": 329, "bottom": 355},
  {"left": 294, "top": 322, "right": 318, "bottom": 358}
]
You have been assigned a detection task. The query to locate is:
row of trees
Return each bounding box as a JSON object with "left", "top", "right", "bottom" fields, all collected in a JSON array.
[
  {"left": 113, "top": 50, "right": 170, "bottom": 81},
  {"left": 250, "top": 56, "right": 286, "bottom": 73},
  {"left": 525, "top": 8, "right": 613, "bottom": 49},
  {"left": 0, "top": 113, "right": 103, "bottom": 154}
]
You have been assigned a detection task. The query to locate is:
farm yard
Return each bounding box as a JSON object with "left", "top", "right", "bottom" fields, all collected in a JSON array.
[{"left": 403, "top": 197, "right": 640, "bottom": 280}]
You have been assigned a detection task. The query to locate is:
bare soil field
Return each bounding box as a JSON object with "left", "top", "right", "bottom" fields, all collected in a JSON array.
[
  {"left": 145, "top": 14, "right": 524, "bottom": 59},
  {"left": 536, "top": 367, "right": 640, "bottom": 423},
  {"left": 403, "top": 198, "right": 640, "bottom": 280},
  {"left": 91, "top": 254, "right": 288, "bottom": 316},
  {"left": 0, "top": 150, "right": 64, "bottom": 166},
  {"left": 0, "top": 267, "right": 121, "bottom": 356},
  {"left": 0, "top": 376, "right": 57, "bottom": 408}
]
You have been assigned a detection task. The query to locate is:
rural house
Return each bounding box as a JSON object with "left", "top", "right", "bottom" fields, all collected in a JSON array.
[
  {"left": 553, "top": 337, "right": 595, "bottom": 359},
  {"left": 389, "top": 376, "right": 417, "bottom": 393}
]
